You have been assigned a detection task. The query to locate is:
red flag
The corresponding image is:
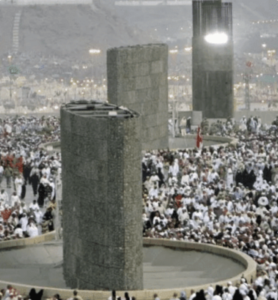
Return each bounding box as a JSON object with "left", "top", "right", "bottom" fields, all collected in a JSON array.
[{"left": 196, "top": 126, "right": 203, "bottom": 148}]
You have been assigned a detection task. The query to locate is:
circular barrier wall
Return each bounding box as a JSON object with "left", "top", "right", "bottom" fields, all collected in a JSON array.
[
  {"left": 42, "top": 135, "right": 238, "bottom": 154},
  {"left": 169, "top": 135, "right": 237, "bottom": 149},
  {"left": 0, "top": 234, "right": 256, "bottom": 300},
  {"left": 9, "top": 133, "right": 244, "bottom": 298},
  {"left": 34, "top": 135, "right": 245, "bottom": 299}
]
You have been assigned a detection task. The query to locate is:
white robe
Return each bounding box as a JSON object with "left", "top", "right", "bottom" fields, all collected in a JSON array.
[
  {"left": 19, "top": 216, "right": 28, "bottom": 231},
  {"left": 14, "top": 178, "right": 23, "bottom": 198},
  {"left": 49, "top": 182, "right": 55, "bottom": 199},
  {"left": 169, "top": 160, "right": 179, "bottom": 177},
  {"left": 11, "top": 195, "right": 20, "bottom": 207},
  {"left": 226, "top": 168, "right": 234, "bottom": 190},
  {"left": 0, "top": 191, "right": 9, "bottom": 204},
  {"left": 34, "top": 210, "right": 43, "bottom": 224},
  {"left": 27, "top": 224, "right": 39, "bottom": 237}
]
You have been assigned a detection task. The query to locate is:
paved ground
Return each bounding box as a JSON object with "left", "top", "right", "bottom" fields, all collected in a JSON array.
[
  {"left": 0, "top": 243, "right": 245, "bottom": 289},
  {"left": 2, "top": 177, "right": 62, "bottom": 221},
  {"left": 4, "top": 181, "right": 40, "bottom": 207}
]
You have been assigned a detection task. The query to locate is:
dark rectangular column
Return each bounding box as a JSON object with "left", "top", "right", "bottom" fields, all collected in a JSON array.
[
  {"left": 61, "top": 103, "right": 143, "bottom": 291},
  {"left": 107, "top": 44, "right": 169, "bottom": 150}
]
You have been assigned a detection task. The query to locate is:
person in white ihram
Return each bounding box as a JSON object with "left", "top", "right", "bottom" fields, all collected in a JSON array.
[
  {"left": 0, "top": 189, "right": 9, "bottom": 204},
  {"left": 4, "top": 122, "right": 12, "bottom": 135},
  {"left": 226, "top": 167, "right": 234, "bottom": 191},
  {"left": 27, "top": 221, "right": 39, "bottom": 238},
  {"left": 10, "top": 192, "right": 20, "bottom": 207},
  {"left": 14, "top": 175, "right": 23, "bottom": 198}
]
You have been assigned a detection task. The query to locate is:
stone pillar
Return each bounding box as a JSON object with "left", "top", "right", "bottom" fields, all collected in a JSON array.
[
  {"left": 107, "top": 44, "right": 169, "bottom": 151},
  {"left": 191, "top": 111, "right": 202, "bottom": 126},
  {"left": 192, "top": 0, "right": 234, "bottom": 119},
  {"left": 61, "top": 101, "right": 143, "bottom": 291}
]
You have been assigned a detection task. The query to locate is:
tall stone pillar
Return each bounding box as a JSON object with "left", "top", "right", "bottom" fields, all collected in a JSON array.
[
  {"left": 107, "top": 44, "right": 169, "bottom": 151},
  {"left": 61, "top": 101, "right": 143, "bottom": 291},
  {"left": 192, "top": 0, "right": 234, "bottom": 119}
]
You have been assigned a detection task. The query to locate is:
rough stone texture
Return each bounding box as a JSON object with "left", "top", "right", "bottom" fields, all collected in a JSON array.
[
  {"left": 61, "top": 107, "right": 143, "bottom": 291},
  {"left": 191, "top": 111, "right": 202, "bottom": 126},
  {"left": 107, "top": 44, "right": 169, "bottom": 151},
  {"left": 192, "top": 1, "right": 234, "bottom": 119}
]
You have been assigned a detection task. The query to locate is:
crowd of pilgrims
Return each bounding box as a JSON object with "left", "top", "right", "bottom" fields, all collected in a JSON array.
[
  {"left": 141, "top": 116, "right": 278, "bottom": 300},
  {"left": 0, "top": 115, "right": 61, "bottom": 241},
  {"left": 0, "top": 285, "right": 83, "bottom": 300},
  {"left": 3, "top": 114, "right": 278, "bottom": 300}
]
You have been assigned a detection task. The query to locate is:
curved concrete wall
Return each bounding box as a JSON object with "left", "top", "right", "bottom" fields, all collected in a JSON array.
[
  {"left": 40, "top": 141, "right": 61, "bottom": 154},
  {"left": 0, "top": 232, "right": 55, "bottom": 250},
  {"left": 42, "top": 135, "right": 237, "bottom": 156},
  {"left": 0, "top": 236, "right": 257, "bottom": 300},
  {"left": 182, "top": 134, "right": 236, "bottom": 146},
  {"left": 202, "top": 135, "right": 237, "bottom": 145},
  {"left": 169, "top": 135, "right": 238, "bottom": 151}
]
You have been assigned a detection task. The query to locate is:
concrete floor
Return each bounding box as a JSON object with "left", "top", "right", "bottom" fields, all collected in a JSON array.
[{"left": 0, "top": 243, "right": 245, "bottom": 289}]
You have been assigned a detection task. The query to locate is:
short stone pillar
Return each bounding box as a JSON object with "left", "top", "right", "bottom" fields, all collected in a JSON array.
[
  {"left": 192, "top": 111, "right": 203, "bottom": 126},
  {"left": 107, "top": 44, "right": 169, "bottom": 151},
  {"left": 61, "top": 101, "right": 143, "bottom": 291}
]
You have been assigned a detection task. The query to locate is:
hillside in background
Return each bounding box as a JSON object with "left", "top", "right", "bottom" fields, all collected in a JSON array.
[
  {"left": 0, "top": 0, "right": 152, "bottom": 60},
  {"left": 0, "top": 0, "right": 277, "bottom": 79},
  {"left": 0, "top": 0, "right": 277, "bottom": 59}
]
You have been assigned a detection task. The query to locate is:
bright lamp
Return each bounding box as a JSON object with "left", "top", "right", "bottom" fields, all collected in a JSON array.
[{"left": 204, "top": 32, "right": 228, "bottom": 44}]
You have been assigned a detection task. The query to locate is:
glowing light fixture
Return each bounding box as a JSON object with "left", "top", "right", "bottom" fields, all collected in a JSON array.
[
  {"left": 89, "top": 49, "right": 101, "bottom": 54},
  {"left": 169, "top": 49, "right": 178, "bottom": 54},
  {"left": 204, "top": 32, "right": 228, "bottom": 44}
]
